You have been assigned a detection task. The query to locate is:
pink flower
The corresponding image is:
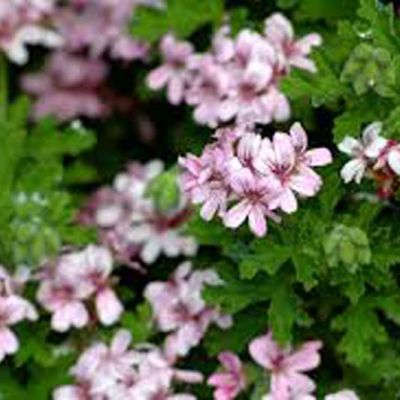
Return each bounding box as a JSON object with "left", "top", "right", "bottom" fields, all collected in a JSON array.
[
  {"left": 145, "top": 262, "right": 232, "bottom": 361},
  {"left": 224, "top": 170, "right": 281, "bottom": 237},
  {"left": 37, "top": 245, "right": 122, "bottom": 330},
  {"left": 56, "top": 0, "right": 150, "bottom": 61},
  {"left": 54, "top": 329, "right": 203, "bottom": 399},
  {"left": 0, "top": 297, "right": 29, "bottom": 361},
  {"left": 186, "top": 55, "right": 231, "bottom": 127},
  {"left": 80, "top": 160, "right": 196, "bottom": 267},
  {"left": 179, "top": 144, "right": 231, "bottom": 221},
  {"left": 255, "top": 124, "right": 331, "bottom": 213},
  {"left": 264, "top": 13, "right": 322, "bottom": 73},
  {"left": 22, "top": 51, "right": 109, "bottom": 121},
  {"left": 147, "top": 34, "right": 194, "bottom": 105},
  {"left": 37, "top": 279, "right": 91, "bottom": 332},
  {"left": 249, "top": 332, "right": 322, "bottom": 400},
  {"left": 72, "top": 330, "right": 137, "bottom": 394},
  {"left": 71, "top": 245, "right": 123, "bottom": 326},
  {"left": 148, "top": 13, "right": 320, "bottom": 128},
  {"left": 180, "top": 124, "right": 330, "bottom": 236},
  {"left": 0, "top": 267, "right": 37, "bottom": 362},
  {"left": 208, "top": 351, "right": 246, "bottom": 400}
]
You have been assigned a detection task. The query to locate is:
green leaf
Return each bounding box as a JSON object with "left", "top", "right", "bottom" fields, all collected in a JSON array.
[
  {"left": 26, "top": 119, "right": 96, "bottom": 159},
  {"left": 205, "top": 305, "right": 269, "bottom": 356},
  {"left": 268, "top": 277, "right": 298, "bottom": 344},
  {"left": 0, "top": 120, "right": 26, "bottom": 204},
  {"left": 121, "top": 303, "right": 153, "bottom": 343},
  {"left": 374, "top": 294, "right": 400, "bottom": 325},
  {"left": 281, "top": 50, "right": 346, "bottom": 106},
  {"left": 357, "top": 0, "right": 400, "bottom": 53},
  {"left": 332, "top": 96, "right": 388, "bottom": 144},
  {"left": 239, "top": 240, "right": 290, "bottom": 279},
  {"left": 297, "top": 0, "right": 359, "bottom": 20},
  {"left": 332, "top": 301, "right": 388, "bottom": 366},
  {"left": 131, "top": 0, "right": 224, "bottom": 42},
  {"left": 204, "top": 262, "right": 272, "bottom": 314}
]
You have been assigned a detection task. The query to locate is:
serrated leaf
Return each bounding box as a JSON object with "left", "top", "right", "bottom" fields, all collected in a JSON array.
[
  {"left": 204, "top": 262, "right": 272, "bottom": 314},
  {"left": 239, "top": 240, "right": 290, "bottom": 279},
  {"left": 358, "top": 0, "right": 400, "bottom": 53},
  {"left": 26, "top": 119, "right": 96, "bottom": 160},
  {"left": 332, "top": 301, "right": 388, "bottom": 366},
  {"left": 281, "top": 51, "right": 346, "bottom": 106}
]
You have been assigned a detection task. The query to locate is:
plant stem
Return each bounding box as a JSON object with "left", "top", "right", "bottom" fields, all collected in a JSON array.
[{"left": 0, "top": 54, "right": 8, "bottom": 121}]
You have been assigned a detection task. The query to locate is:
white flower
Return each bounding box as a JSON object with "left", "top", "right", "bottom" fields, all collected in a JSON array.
[{"left": 338, "top": 122, "right": 387, "bottom": 184}]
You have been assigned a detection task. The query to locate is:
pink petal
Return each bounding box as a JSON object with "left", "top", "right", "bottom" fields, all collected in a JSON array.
[
  {"left": 290, "top": 122, "right": 308, "bottom": 154},
  {"left": 147, "top": 65, "right": 171, "bottom": 90},
  {"left": 208, "top": 372, "right": 232, "bottom": 387},
  {"left": 96, "top": 288, "right": 123, "bottom": 326},
  {"left": 270, "top": 373, "right": 291, "bottom": 400},
  {"left": 290, "top": 173, "right": 321, "bottom": 197},
  {"left": 218, "top": 351, "right": 242, "bottom": 373},
  {"left": 305, "top": 148, "right": 332, "bottom": 166},
  {"left": 248, "top": 205, "right": 267, "bottom": 237},
  {"left": 248, "top": 332, "right": 280, "bottom": 370},
  {"left": 111, "top": 329, "right": 132, "bottom": 354},
  {"left": 273, "top": 133, "right": 296, "bottom": 170},
  {"left": 284, "top": 341, "right": 322, "bottom": 372},
  {"left": 0, "top": 327, "right": 18, "bottom": 356},
  {"left": 285, "top": 371, "right": 316, "bottom": 393},
  {"left": 168, "top": 76, "right": 185, "bottom": 105},
  {"left": 224, "top": 200, "right": 252, "bottom": 229},
  {"left": 278, "top": 188, "right": 298, "bottom": 213}
]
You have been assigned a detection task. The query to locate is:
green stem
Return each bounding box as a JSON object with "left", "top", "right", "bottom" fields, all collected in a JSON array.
[{"left": 0, "top": 54, "right": 8, "bottom": 121}]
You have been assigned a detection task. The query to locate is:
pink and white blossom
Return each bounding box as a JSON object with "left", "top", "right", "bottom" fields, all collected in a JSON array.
[
  {"left": 79, "top": 161, "right": 197, "bottom": 267},
  {"left": 22, "top": 51, "right": 110, "bottom": 121},
  {"left": 147, "top": 34, "right": 193, "bottom": 105},
  {"left": 147, "top": 13, "right": 321, "bottom": 127},
  {"left": 53, "top": 329, "right": 203, "bottom": 400},
  {"left": 0, "top": 267, "right": 37, "bottom": 362},
  {"left": 338, "top": 122, "right": 387, "bottom": 184},
  {"left": 264, "top": 13, "right": 322, "bottom": 74},
  {"left": 145, "top": 262, "right": 232, "bottom": 362},
  {"left": 208, "top": 351, "right": 246, "bottom": 400},
  {"left": 37, "top": 245, "right": 122, "bottom": 331},
  {"left": 249, "top": 332, "right": 322, "bottom": 400},
  {"left": 180, "top": 123, "right": 331, "bottom": 236},
  {"left": 325, "top": 390, "right": 359, "bottom": 400}
]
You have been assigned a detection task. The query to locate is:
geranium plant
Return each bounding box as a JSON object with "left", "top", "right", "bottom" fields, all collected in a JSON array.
[{"left": 0, "top": 0, "right": 399, "bottom": 399}]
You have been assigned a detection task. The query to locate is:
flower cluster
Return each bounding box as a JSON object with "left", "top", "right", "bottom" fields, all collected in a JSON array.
[
  {"left": 79, "top": 160, "right": 197, "bottom": 267},
  {"left": 20, "top": 0, "right": 163, "bottom": 121},
  {"left": 22, "top": 51, "right": 109, "bottom": 121},
  {"left": 36, "top": 245, "right": 123, "bottom": 332},
  {"left": 0, "top": 0, "right": 62, "bottom": 64},
  {"left": 339, "top": 121, "right": 400, "bottom": 198},
  {"left": 55, "top": 0, "right": 151, "bottom": 61},
  {"left": 53, "top": 329, "right": 203, "bottom": 400},
  {"left": 208, "top": 332, "right": 359, "bottom": 400},
  {"left": 147, "top": 13, "right": 321, "bottom": 128},
  {"left": 180, "top": 123, "right": 332, "bottom": 237},
  {"left": 0, "top": 266, "right": 37, "bottom": 361},
  {"left": 145, "top": 262, "right": 232, "bottom": 362}
]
